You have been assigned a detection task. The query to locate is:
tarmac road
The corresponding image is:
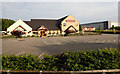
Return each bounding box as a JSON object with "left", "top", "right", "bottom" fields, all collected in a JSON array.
[{"left": 2, "top": 34, "right": 119, "bottom": 58}]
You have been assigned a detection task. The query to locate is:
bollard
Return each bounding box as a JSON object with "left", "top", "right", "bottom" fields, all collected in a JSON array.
[
  {"left": 102, "top": 70, "right": 106, "bottom": 74},
  {"left": 40, "top": 70, "right": 42, "bottom": 74},
  {"left": 71, "top": 71, "right": 73, "bottom": 74},
  {"left": 7, "top": 70, "right": 10, "bottom": 74}
]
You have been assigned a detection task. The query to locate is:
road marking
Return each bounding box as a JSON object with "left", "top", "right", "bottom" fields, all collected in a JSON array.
[
  {"left": 43, "top": 41, "right": 60, "bottom": 45},
  {"left": 43, "top": 41, "right": 48, "bottom": 44},
  {"left": 56, "top": 43, "right": 61, "bottom": 44},
  {"left": 15, "top": 52, "right": 24, "bottom": 56},
  {"left": 96, "top": 41, "right": 100, "bottom": 43},
  {"left": 38, "top": 53, "right": 44, "bottom": 58},
  {"left": 73, "top": 40, "right": 77, "bottom": 41},
  {"left": 108, "top": 40, "right": 111, "bottom": 43},
  {"left": 64, "top": 37, "right": 68, "bottom": 38},
  {"left": 50, "top": 42, "right": 61, "bottom": 45},
  {"left": 102, "top": 40, "right": 105, "bottom": 43},
  {"left": 89, "top": 41, "right": 93, "bottom": 43},
  {"left": 114, "top": 40, "right": 116, "bottom": 42}
]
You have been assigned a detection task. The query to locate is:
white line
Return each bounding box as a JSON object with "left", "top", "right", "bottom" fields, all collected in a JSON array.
[
  {"left": 108, "top": 40, "right": 111, "bottom": 43},
  {"left": 43, "top": 41, "right": 61, "bottom": 45},
  {"left": 43, "top": 41, "right": 48, "bottom": 44},
  {"left": 64, "top": 37, "right": 68, "bottom": 38},
  {"left": 89, "top": 41, "right": 93, "bottom": 43},
  {"left": 114, "top": 40, "right": 116, "bottom": 42},
  {"left": 102, "top": 40, "right": 105, "bottom": 43},
  {"left": 73, "top": 40, "right": 77, "bottom": 41},
  {"left": 50, "top": 42, "right": 61, "bottom": 45},
  {"left": 38, "top": 53, "right": 44, "bottom": 58},
  {"left": 15, "top": 52, "right": 24, "bottom": 56},
  {"left": 96, "top": 41, "right": 100, "bottom": 43}
]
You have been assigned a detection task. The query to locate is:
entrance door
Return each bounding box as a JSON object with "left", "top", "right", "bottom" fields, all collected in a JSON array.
[{"left": 40, "top": 31, "right": 43, "bottom": 36}]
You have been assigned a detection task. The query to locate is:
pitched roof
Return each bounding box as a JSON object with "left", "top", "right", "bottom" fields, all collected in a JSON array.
[{"left": 24, "top": 15, "right": 69, "bottom": 31}]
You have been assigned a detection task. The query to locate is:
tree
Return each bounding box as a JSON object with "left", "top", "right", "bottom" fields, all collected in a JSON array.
[
  {"left": 111, "top": 25, "right": 115, "bottom": 30},
  {"left": 97, "top": 26, "right": 101, "bottom": 35},
  {"left": 98, "top": 26, "right": 101, "bottom": 30},
  {"left": 110, "top": 26, "right": 120, "bottom": 30},
  {"left": 114, "top": 26, "right": 120, "bottom": 30},
  {"left": 79, "top": 25, "right": 82, "bottom": 31},
  {"left": 1, "top": 18, "right": 15, "bottom": 31}
]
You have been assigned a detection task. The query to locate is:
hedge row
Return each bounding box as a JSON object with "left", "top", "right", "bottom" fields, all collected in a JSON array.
[{"left": 1, "top": 48, "right": 120, "bottom": 71}]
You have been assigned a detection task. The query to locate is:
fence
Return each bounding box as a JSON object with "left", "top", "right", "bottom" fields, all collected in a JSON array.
[{"left": 0, "top": 69, "right": 120, "bottom": 74}]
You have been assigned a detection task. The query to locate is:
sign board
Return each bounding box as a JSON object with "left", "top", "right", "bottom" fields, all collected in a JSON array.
[{"left": 66, "top": 20, "right": 75, "bottom": 22}]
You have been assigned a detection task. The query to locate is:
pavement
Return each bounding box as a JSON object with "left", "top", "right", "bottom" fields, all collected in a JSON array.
[{"left": 2, "top": 34, "right": 119, "bottom": 58}]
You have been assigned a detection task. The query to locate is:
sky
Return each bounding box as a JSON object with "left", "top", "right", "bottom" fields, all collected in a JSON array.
[{"left": 1, "top": 2, "right": 118, "bottom": 24}]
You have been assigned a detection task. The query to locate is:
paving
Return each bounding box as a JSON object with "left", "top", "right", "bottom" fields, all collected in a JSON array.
[{"left": 2, "top": 34, "right": 119, "bottom": 58}]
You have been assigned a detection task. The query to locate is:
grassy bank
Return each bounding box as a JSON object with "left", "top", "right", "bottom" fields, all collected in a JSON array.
[{"left": 88, "top": 30, "right": 120, "bottom": 34}]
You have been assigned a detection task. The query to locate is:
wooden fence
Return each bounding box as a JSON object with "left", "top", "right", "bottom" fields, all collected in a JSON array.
[{"left": 0, "top": 69, "right": 120, "bottom": 74}]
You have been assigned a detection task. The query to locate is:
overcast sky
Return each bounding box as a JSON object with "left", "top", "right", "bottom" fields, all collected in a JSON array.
[{"left": 2, "top": 2, "right": 118, "bottom": 24}]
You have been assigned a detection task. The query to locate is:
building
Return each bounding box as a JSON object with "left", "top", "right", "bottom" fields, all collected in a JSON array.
[
  {"left": 81, "top": 21, "right": 111, "bottom": 30},
  {"left": 7, "top": 14, "right": 80, "bottom": 36},
  {"left": 82, "top": 27, "right": 96, "bottom": 31},
  {"left": 111, "top": 22, "right": 119, "bottom": 27}
]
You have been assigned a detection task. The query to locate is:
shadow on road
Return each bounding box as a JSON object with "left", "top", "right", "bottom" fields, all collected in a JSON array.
[{"left": 34, "top": 41, "right": 118, "bottom": 55}]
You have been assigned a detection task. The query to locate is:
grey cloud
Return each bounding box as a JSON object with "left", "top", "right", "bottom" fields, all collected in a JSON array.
[{"left": 2, "top": 2, "right": 118, "bottom": 23}]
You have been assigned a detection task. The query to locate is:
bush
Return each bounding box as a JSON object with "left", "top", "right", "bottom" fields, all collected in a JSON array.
[
  {"left": 2, "top": 35, "right": 18, "bottom": 38},
  {"left": 2, "top": 54, "right": 43, "bottom": 70},
  {"left": 64, "top": 34, "right": 69, "bottom": 36},
  {"left": 27, "top": 35, "right": 31, "bottom": 37},
  {"left": 2, "top": 48, "right": 120, "bottom": 71},
  {"left": 31, "top": 35, "right": 35, "bottom": 37}
]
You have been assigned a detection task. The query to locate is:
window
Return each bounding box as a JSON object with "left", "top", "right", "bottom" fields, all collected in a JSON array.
[{"left": 63, "top": 23, "right": 66, "bottom": 26}]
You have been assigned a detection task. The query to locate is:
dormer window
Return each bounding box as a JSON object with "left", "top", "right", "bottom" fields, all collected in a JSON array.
[{"left": 63, "top": 23, "right": 66, "bottom": 26}]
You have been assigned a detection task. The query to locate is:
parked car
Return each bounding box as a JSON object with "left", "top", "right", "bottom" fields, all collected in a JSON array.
[{"left": 2, "top": 31, "right": 7, "bottom": 35}]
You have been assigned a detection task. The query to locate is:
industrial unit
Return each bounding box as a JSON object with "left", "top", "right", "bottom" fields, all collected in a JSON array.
[{"left": 81, "top": 21, "right": 111, "bottom": 30}]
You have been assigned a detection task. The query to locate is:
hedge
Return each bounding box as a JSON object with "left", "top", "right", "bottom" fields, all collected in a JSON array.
[{"left": 1, "top": 48, "right": 120, "bottom": 71}]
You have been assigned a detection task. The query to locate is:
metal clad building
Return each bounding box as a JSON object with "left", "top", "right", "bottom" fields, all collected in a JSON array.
[{"left": 81, "top": 21, "right": 111, "bottom": 30}]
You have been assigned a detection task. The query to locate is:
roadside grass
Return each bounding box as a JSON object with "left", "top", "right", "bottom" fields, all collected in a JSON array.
[
  {"left": 2, "top": 35, "right": 19, "bottom": 39},
  {"left": 88, "top": 30, "right": 120, "bottom": 34}
]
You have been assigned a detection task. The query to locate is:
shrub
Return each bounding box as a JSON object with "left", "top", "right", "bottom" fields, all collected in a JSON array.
[
  {"left": 31, "top": 35, "right": 35, "bottom": 37},
  {"left": 64, "top": 34, "right": 69, "bottom": 36},
  {"left": 2, "top": 48, "right": 120, "bottom": 71},
  {"left": 40, "top": 35, "right": 42, "bottom": 37},
  {"left": 27, "top": 35, "right": 31, "bottom": 37}
]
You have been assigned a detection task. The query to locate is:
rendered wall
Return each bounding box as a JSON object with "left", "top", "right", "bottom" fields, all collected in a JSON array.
[
  {"left": 61, "top": 15, "right": 79, "bottom": 34},
  {"left": 7, "top": 19, "right": 32, "bottom": 33}
]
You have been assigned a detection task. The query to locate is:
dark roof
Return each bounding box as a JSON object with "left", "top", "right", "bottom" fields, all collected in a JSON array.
[
  {"left": 80, "top": 21, "right": 109, "bottom": 25},
  {"left": 57, "top": 15, "right": 68, "bottom": 23},
  {"left": 24, "top": 15, "right": 69, "bottom": 31}
]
